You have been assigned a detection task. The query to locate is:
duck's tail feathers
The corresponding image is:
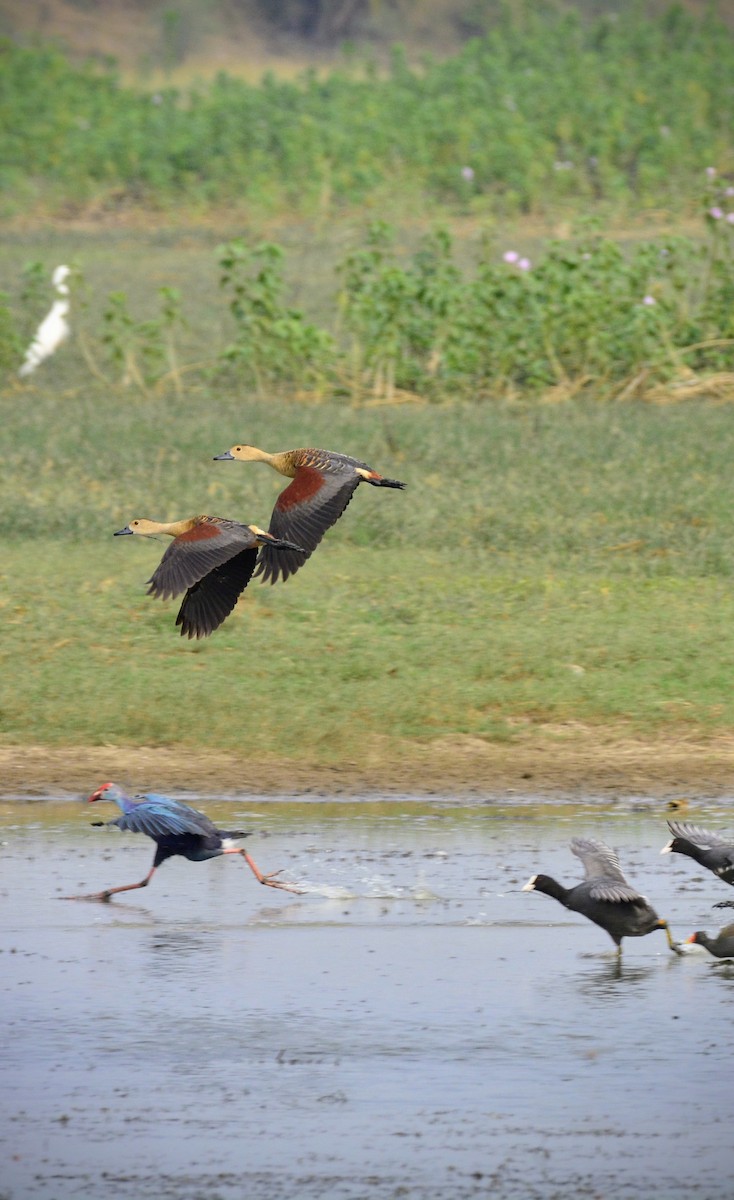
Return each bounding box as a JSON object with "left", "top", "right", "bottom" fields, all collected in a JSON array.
[{"left": 369, "top": 476, "right": 405, "bottom": 489}]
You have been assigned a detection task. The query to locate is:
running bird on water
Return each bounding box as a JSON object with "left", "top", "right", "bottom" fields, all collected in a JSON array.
[
  {"left": 661, "top": 821, "right": 734, "bottom": 906},
  {"left": 686, "top": 924, "right": 734, "bottom": 959},
  {"left": 523, "top": 837, "right": 680, "bottom": 958},
  {"left": 64, "top": 782, "right": 301, "bottom": 901},
  {"left": 213, "top": 444, "right": 405, "bottom": 583},
  {"left": 114, "top": 514, "right": 306, "bottom": 637}
]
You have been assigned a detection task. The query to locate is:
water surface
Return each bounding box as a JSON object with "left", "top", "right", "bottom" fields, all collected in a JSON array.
[{"left": 2, "top": 794, "right": 733, "bottom": 1198}]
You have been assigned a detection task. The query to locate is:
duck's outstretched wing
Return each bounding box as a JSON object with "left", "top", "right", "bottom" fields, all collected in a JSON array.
[
  {"left": 258, "top": 467, "right": 360, "bottom": 584},
  {"left": 147, "top": 519, "right": 255, "bottom": 601},
  {"left": 175, "top": 549, "right": 258, "bottom": 638}
]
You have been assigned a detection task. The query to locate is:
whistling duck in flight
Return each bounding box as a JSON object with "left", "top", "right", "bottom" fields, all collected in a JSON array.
[
  {"left": 64, "top": 782, "right": 300, "bottom": 901},
  {"left": 523, "top": 837, "right": 680, "bottom": 957},
  {"left": 213, "top": 445, "right": 405, "bottom": 583},
  {"left": 661, "top": 821, "right": 734, "bottom": 905},
  {"left": 114, "top": 515, "right": 306, "bottom": 638}
]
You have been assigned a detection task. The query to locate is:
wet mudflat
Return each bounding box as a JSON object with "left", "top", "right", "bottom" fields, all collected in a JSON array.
[{"left": 2, "top": 793, "right": 734, "bottom": 1200}]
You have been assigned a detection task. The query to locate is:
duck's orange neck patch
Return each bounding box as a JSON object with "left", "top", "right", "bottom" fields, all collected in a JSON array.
[{"left": 277, "top": 466, "right": 325, "bottom": 510}]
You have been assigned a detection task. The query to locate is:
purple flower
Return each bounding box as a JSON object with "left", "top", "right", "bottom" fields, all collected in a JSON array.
[
  {"left": 460, "top": 166, "right": 475, "bottom": 182},
  {"left": 727, "top": 213, "right": 734, "bottom": 225},
  {"left": 709, "top": 207, "right": 724, "bottom": 219},
  {"left": 518, "top": 257, "right": 532, "bottom": 271},
  {"left": 642, "top": 295, "right": 656, "bottom": 306},
  {"left": 705, "top": 166, "right": 717, "bottom": 178},
  {"left": 503, "top": 251, "right": 519, "bottom": 264}
]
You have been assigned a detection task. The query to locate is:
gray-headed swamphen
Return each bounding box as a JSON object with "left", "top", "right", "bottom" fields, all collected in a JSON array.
[{"left": 65, "top": 782, "right": 300, "bottom": 901}]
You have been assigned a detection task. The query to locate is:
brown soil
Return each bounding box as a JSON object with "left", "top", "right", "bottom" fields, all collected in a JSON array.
[{"left": 3, "top": 728, "right": 734, "bottom": 799}]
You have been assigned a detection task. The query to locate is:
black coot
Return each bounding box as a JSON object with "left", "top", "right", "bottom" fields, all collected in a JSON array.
[
  {"left": 524, "top": 837, "right": 679, "bottom": 957},
  {"left": 661, "top": 822, "right": 734, "bottom": 906}
]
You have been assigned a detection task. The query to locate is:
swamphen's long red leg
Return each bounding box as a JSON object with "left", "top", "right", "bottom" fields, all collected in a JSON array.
[
  {"left": 62, "top": 861, "right": 158, "bottom": 902},
  {"left": 222, "top": 847, "right": 302, "bottom": 893}
]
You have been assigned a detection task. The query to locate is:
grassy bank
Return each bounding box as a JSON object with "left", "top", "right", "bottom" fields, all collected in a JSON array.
[
  {"left": 2, "top": 376, "right": 734, "bottom": 761},
  {"left": 3, "top": 541, "right": 734, "bottom": 755}
]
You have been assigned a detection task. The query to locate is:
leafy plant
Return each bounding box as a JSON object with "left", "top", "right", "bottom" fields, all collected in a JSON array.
[
  {"left": 99, "top": 287, "right": 186, "bottom": 392},
  {"left": 218, "top": 239, "right": 335, "bottom": 396}
]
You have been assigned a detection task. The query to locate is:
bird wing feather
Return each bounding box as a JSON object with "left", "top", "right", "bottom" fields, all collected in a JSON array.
[
  {"left": 175, "top": 548, "right": 258, "bottom": 638},
  {"left": 571, "top": 837, "right": 629, "bottom": 884},
  {"left": 571, "top": 838, "right": 645, "bottom": 903},
  {"left": 667, "top": 821, "right": 733, "bottom": 851},
  {"left": 147, "top": 520, "right": 254, "bottom": 601},
  {"left": 116, "top": 795, "right": 216, "bottom": 838},
  {"left": 257, "top": 468, "right": 360, "bottom": 583},
  {"left": 587, "top": 881, "right": 646, "bottom": 903}
]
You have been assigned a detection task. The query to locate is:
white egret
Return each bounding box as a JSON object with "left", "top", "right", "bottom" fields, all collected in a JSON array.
[{"left": 18, "top": 265, "right": 72, "bottom": 379}]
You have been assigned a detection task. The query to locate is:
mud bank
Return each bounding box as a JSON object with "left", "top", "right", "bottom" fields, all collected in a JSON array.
[{"left": 3, "top": 729, "right": 734, "bottom": 799}]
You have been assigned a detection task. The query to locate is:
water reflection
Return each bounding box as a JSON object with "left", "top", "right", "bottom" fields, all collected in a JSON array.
[
  {"left": 702, "top": 959, "right": 734, "bottom": 978},
  {"left": 576, "top": 957, "right": 662, "bottom": 992},
  {"left": 146, "top": 927, "right": 220, "bottom": 976}
]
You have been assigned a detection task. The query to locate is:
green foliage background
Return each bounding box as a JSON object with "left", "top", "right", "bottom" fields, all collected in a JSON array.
[{"left": 2, "top": 5, "right": 733, "bottom": 219}]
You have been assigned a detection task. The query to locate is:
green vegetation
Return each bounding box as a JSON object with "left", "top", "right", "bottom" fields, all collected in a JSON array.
[
  {"left": 3, "top": 211, "right": 734, "bottom": 402},
  {"left": 335, "top": 217, "right": 734, "bottom": 400},
  {"left": 2, "top": 342, "right": 734, "bottom": 757},
  {"left": 2, "top": 5, "right": 733, "bottom": 220},
  {"left": 3, "top": 0, "right": 734, "bottom": 773}
]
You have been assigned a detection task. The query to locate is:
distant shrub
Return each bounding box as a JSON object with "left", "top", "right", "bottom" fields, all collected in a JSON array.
[
  {"left": 337, "top": 218, "right": 734, "bottom": 400},
  {"left": 1, "top": 5, "right": 733, "bottom": 217},
  {"left": 15, "top": 209, "right": 734, "bottom": 402},
  {"left": 93, "top": 286, "right": 186, "bottom": 392},
  {"left": 217, "top": 239, "right": 336, "bottom": 395}
]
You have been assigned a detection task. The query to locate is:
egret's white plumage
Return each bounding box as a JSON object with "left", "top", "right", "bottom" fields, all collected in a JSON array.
[{"left": 18, "top": 265, "right": 72, "bottom": 379}]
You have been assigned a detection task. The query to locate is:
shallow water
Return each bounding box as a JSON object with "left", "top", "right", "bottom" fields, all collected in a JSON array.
[{"left": 2, "top": 793, "right": 734, "bottom": 1199}]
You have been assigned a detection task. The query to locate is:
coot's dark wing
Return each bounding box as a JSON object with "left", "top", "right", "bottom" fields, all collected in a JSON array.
[
  {"left": 667, "top": 822, "right": 734, "bottom": 852},
  {"left": 571, "top": 837, "right": 643, "bottom": 903}
]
